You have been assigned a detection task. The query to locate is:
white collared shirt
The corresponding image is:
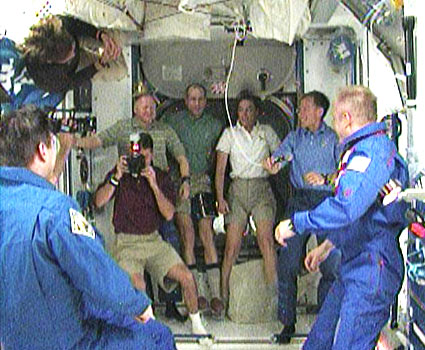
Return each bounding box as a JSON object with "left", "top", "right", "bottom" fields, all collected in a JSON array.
[{"left": 216, "top": 122, "right": 280, "bottom": 179}]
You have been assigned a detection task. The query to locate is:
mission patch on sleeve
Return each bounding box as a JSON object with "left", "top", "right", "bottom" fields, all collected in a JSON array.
[
  {"left": 346, "top": 155, "right": 371, "bottom": 173},
  {"left": 69, "top": 208, "right": 95, "bottom": 240}
]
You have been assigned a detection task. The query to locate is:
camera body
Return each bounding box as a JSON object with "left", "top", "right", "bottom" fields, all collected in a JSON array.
[{"left": 127, "top": 135, "right": 145, "bottom": 178}]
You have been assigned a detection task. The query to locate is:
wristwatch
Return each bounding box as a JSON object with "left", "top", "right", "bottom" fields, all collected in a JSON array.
[{"left": 109, "top": 175, "right": 120, "bottom": 187}]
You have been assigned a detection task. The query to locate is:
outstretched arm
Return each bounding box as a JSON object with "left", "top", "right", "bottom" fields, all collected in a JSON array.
[
  {"left": 49, "top": 133, "right": 74, "bottom": 185},
  {"left": 74, "top": 134, "right": 103, "bottom": 149}
]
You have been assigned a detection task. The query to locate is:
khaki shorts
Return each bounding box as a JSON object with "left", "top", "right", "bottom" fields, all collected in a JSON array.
[
  {"left": 176, "top": 173, "right": 213, "bottom": 215},
  {"left": 226, "top": 178, "right": 276, "bottom": 226},
  {"left": 115, "top": 231, "right": 183, "bottom": 293}
]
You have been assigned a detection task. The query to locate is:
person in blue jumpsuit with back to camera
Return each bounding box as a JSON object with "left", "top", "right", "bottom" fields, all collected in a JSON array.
[
  {"left": 275, "top": 85, "right": 409, "bottom": 350},
  {"left": 0, "top": 105, "right": 176, "bottom": 350}
]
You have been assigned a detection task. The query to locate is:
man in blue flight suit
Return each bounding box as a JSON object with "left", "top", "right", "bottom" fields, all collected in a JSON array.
[
  {"left": 0, "top": 105, "right": 176, "bottom": 350},
  {"left": 263, "top": 90, "right": 342, "bottom": 343},
  {"left": 275, "top": 85, "right": 409, "bottom": 350}
]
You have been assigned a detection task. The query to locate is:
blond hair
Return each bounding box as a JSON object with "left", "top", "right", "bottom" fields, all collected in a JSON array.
[{"left": 336, "top": 86, "right": 377, "bottom": 123}]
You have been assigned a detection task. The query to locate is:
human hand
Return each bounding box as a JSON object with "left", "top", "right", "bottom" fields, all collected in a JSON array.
[
  {"left": 216, "top": 198, "right": 229, "bottom": 215},
  {"left": 179, "top": 181, "right": 190, "bottom": 199},
  {"left": 100, "top": 32, "right": 121, "bottom": 64},
  {"left": 115, "top": 155, "right": 128, "bottom": 180},
  {"left": 304, "top": 241, "right": 333, "bottom": 272},
  {"left": 141, "top": 166, "right": 157, "bottom": 187},
  {"left": 135, "top": 305, "right": 155, "bottom": 324},
  {"left": 262, "top": 157, "right": 281, "bottom": 175},
  {"left": 303, "top": 172, "right": 325, "bottom": 186},
  {"left": 274, "top": 219, "right": 296, "bottom": 246}
]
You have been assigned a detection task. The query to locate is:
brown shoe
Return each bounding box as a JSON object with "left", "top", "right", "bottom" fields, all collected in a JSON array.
[
  {"left": 210, "top": 297, "right": 225, "bottom": 318},
  {"left": 198, "top": 296, "right": 209, "bottom": 311}
]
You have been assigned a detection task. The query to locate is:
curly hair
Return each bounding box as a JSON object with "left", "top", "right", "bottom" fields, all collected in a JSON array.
[
  {"left": 0, "top": 105, "right": 52, "bottom": 167},
  {"left": 22, "top": 15, "right": 74, "bottom": 63}
]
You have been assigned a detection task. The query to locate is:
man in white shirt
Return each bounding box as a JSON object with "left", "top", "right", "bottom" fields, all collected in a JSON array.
[{"left": 215, "top": 91, "right": 281, "bottom": 304}]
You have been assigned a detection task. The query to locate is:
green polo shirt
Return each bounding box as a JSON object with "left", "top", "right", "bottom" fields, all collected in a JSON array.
[
  {"left": 162, "top": 110, "right": 223, "bottom": 175},
  {"left": 97, "top": 117, "right": 185, "bottom": 171}
]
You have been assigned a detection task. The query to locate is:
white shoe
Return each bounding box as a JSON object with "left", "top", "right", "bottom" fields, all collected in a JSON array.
[{"left": 189, "top": 312, "right": 208, "bottom": 335}]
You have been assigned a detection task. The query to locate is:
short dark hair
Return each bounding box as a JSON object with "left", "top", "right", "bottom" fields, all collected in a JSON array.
[
  {"left": 301, "top": 91, "right": 330, "bottom": 119},
  {"left": 23, "top": 15, "right": 75, "bottom": 63},
  {"left": 236, "top": 90, "right": 261, "bottom": 110},
  {"left": 0, "top": 105, "right": 53, "bottom": 167},
  {"left": 138, "top": 133, "right": 153, "bottom": 150},
  {"left": 134, "top": 92, "right": 156, "bottom": 105},
  {"left": 185, "top": 83, "right": 207, "bottom": 98}
]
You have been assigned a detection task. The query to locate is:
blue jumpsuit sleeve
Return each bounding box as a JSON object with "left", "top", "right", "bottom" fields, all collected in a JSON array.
[
  {"left": 47, "top": 200, "right": 151, "bottom": 322},
  {"left": 271, "top": 131, "right": 295, "bottom": 167},
  {"left": 293, "top": 143, "right": 393, "bottom": 240}
]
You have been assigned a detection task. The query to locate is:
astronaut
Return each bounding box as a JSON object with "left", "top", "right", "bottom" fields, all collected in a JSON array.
[
  {"left": 0, "top": 106, "right": 175, "bottom": 350},
  {"left": 275, "top": 86, "right": 409, "bottom": 350}
]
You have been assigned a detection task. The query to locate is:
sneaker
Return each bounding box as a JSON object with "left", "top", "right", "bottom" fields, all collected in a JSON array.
[
  {"left": 275, "top": 324, "right": 296, "bottom": 344},
  {"left": 192, "top": 322, "right": 208, "bottom": 335},
  {"left": 210, "top": 297, "right": 225, "bottom": 318},
  {"left": 189, "top": 312, "right": 208, "bottom": 335}
]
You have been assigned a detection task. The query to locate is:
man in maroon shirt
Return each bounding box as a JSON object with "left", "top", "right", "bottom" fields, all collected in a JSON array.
[{"left": 94, "top": 133, "right": 207, "bottom": 335}]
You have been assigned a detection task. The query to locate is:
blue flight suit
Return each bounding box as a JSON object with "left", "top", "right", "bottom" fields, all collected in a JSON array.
[
  {"left": 0, "top": 167, "right": 176, "bottom": 350},
  {"left": 272, "top": 123, "right": 342, "bottom": 325},
  {"left": 292, "top": 122, "right": 408, "bottom": 350}
]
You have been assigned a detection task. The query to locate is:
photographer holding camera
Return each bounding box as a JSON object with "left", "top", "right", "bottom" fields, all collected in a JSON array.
[{"left": 94, "top": 133, "right": 208, "bottom": 335}]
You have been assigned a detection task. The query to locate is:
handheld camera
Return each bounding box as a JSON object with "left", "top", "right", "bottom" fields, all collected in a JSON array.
[
  {"left": 127, "top": 134, "right": 145, "bottom": 178},
  {"left": 47, "top": 111, "right": 97, "bottom": 135}
]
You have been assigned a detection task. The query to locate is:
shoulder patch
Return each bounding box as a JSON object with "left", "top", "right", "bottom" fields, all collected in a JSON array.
[
  {"left": 346, "top": 155, "right": 371, "bottom": 173},
  {"left": 69, "top": 208, "right": 95, "bottom": 240}
]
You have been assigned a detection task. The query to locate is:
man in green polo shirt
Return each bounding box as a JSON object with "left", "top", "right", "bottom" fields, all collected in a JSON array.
[{"left": 162, "top": 83, "right": 225, "bottom": 317}]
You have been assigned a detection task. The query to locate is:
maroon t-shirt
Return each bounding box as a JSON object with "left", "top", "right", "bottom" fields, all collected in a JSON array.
[{"left": 102, "top": 167, "right": 176, "bottom": 235}]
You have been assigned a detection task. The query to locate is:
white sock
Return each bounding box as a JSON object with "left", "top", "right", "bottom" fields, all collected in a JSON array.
[{"left": 189, "top": 312, "right": 207, "bottom": 335}]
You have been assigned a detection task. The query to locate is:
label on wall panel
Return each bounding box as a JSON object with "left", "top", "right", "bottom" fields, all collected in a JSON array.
[{"left": 162, "top": 65, "right": 183, "bottom": 81}]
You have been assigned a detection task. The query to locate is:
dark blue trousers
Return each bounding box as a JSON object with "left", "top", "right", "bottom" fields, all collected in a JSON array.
[
  {"left": 277, "top": 236, "right": 341, "bottom": 325},
  {"left": 302, "top": 251, "right": 401, "bottom": 350},
  {"left": 277, "top": 189, "right": 341, "bottom": 325}
]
